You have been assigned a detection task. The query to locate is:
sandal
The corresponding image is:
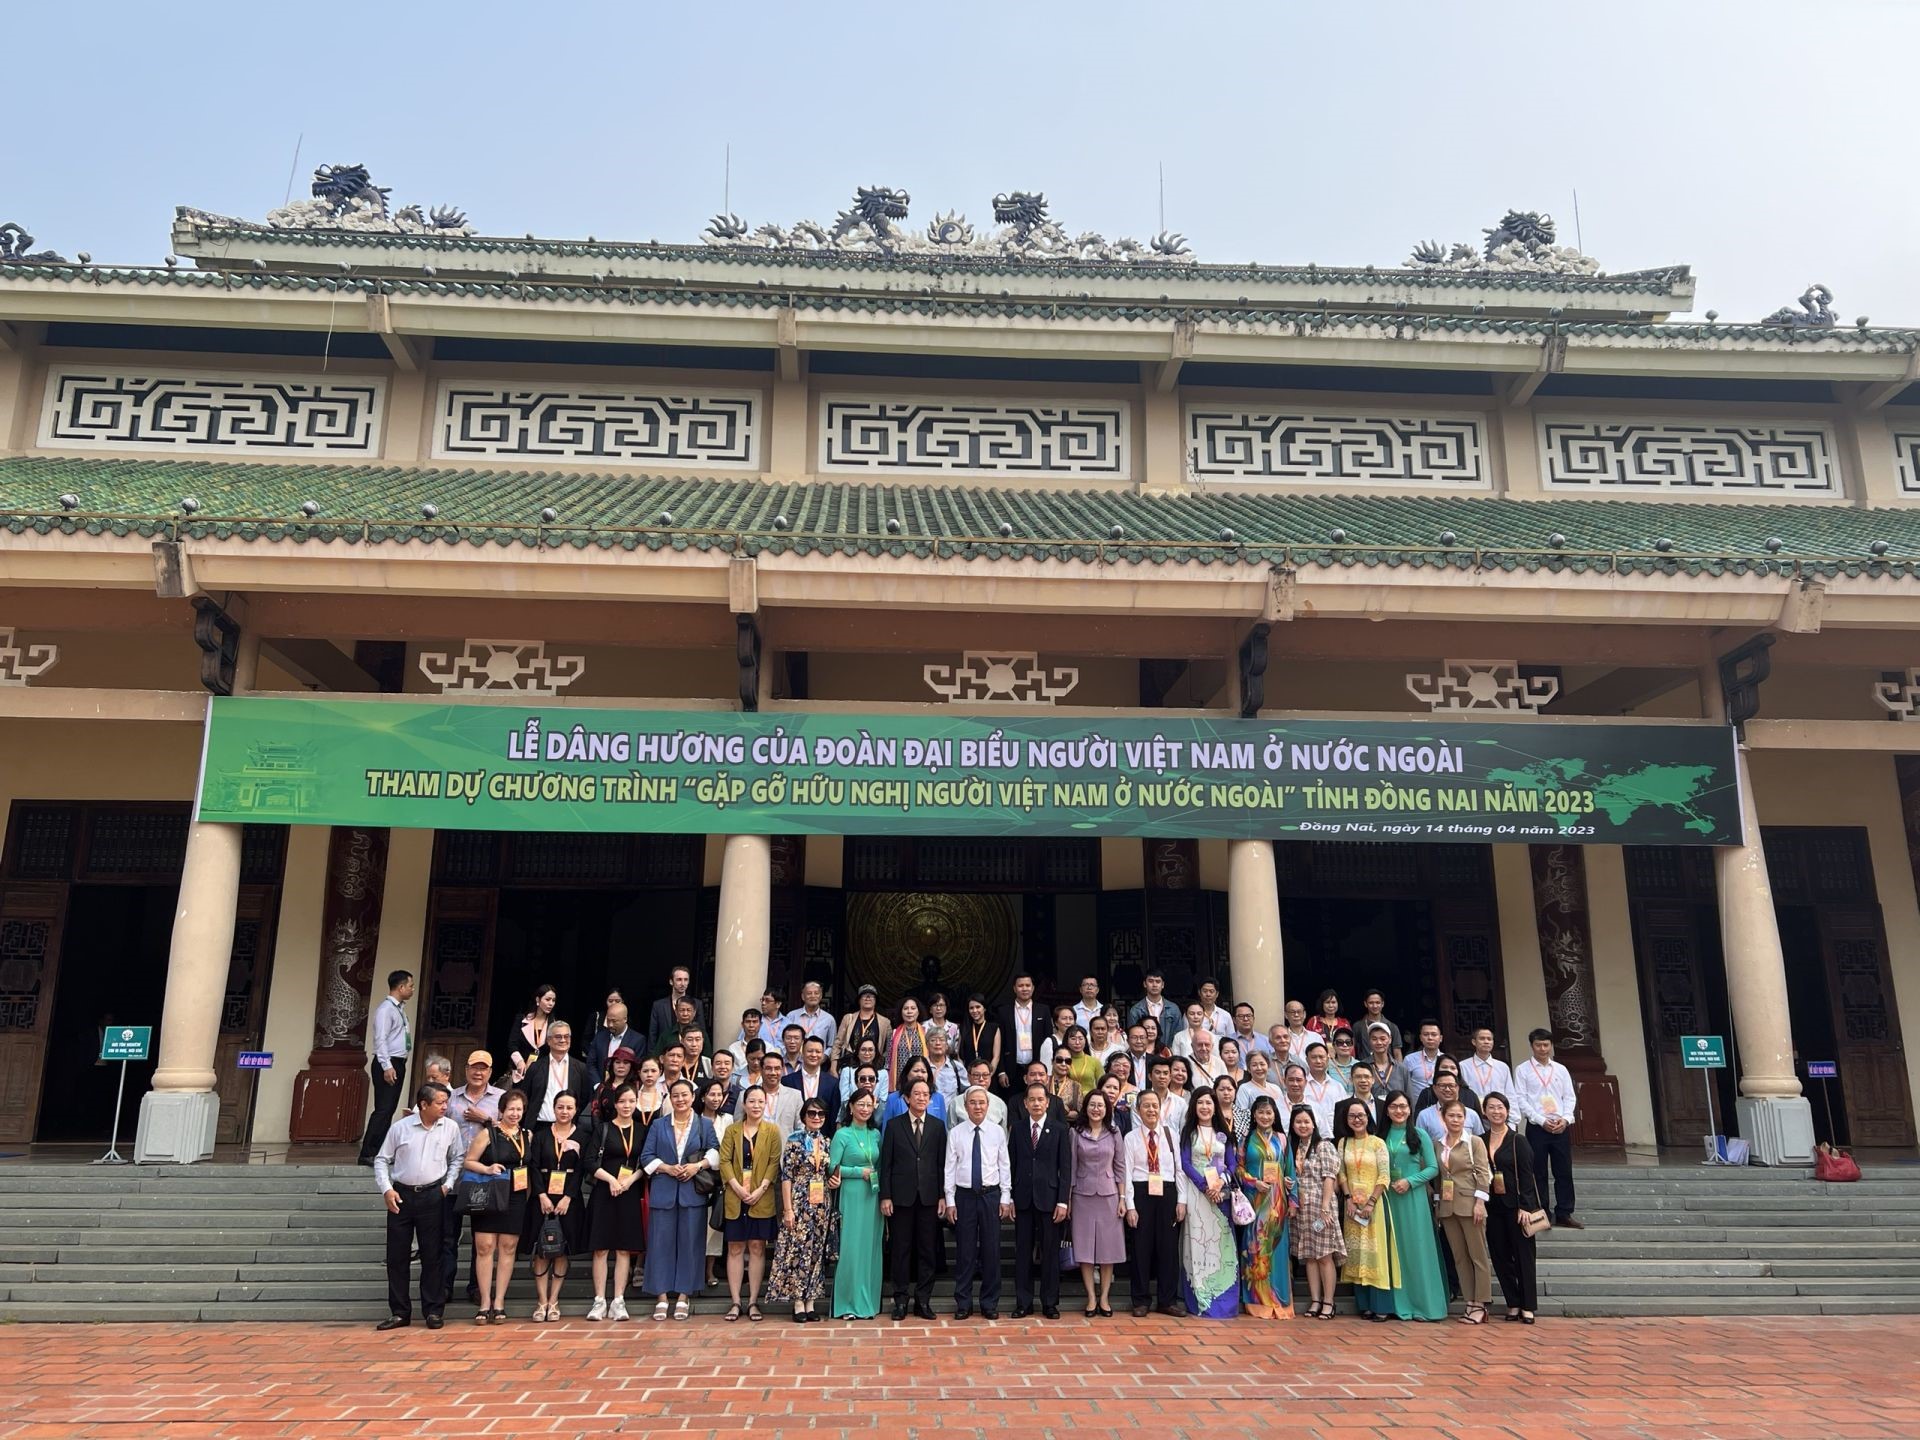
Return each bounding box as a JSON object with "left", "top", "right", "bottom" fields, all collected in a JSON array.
[
  {"left": 471, "top": 1309, "right": 488, "bottom": 1324},
  {"left": 1460, "top": 1304, "right": 1487, "bottom": 1325},
  {"left": 652, "top": 1298, "right": 671, "bottom": 1322},
  {"left": 747, "top": 1302, "right": 765, "bottom": 1323},
  {"left": 724, "top": 1303, "right": 742, "bottom": 1323},
  {"left": 674, "top": 1298, "right": 691, "bottom": 1321}
]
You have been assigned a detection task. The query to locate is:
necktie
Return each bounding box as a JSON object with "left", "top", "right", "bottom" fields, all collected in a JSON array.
[
  {"left": 971, "top": 1127, "right": 983, "bottom": 1188},
  {"left": 1146, "top": 1128, "right": 1160, "bottom": 1174},
  {"left": 913, "top": 1118, "right": 923, "bottom": 1146},
  {"left": 1031, "top": 1121, "right": 1041, "bottom": 1151}
]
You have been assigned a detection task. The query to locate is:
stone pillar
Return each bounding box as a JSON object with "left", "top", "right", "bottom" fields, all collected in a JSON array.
[
  {"left": 135, "top": 820, "right": 243, "bottom": 1162},
  {"left": 1528, "top": 845, "right": 1625, "bottom": 1146},
  {"left": 288, "top": 827, "right": 393, "bottom": 1142},
  {"left": 713, "top": 834, "right": 772, "bottom": 1041},
  {"left": 1227, "top": 839, "right": 1284, "bottom": 1029},
  {"left": 1702, "top": 661, "right": 1815, "bottom": 1163}
]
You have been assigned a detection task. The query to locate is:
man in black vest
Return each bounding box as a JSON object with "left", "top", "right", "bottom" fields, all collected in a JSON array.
[
  {"left": 1009, "top": 1081, "right": 1073, "bottom": 1319},
  {"left": 878, "top": 1075, "right": 947, "bottom": 1320}
]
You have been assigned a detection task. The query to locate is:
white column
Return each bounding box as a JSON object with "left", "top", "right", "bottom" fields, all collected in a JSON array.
[
  {"left": 135, "top": 820, "right": 243, "bottom": 1162},
  {"left": 1228, "top": 839, "right": 1284, "bottom": 1028},
  {"left": 713, "top": 834, "right": 773, "bottom": 1041}
]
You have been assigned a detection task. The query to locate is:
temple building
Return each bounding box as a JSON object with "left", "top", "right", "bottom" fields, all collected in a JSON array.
[{"left": 3, "top": 171, "right": 1919, "bottom": 1168}]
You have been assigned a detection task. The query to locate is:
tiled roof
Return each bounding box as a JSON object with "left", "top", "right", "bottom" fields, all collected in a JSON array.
[
  {"left": 5, "top": 455, "right": 1920, "bottom": 579},
  {"left": 1, "top": 262, "right": 1911, "bottom": 347},
  {"left": 172, "top": 215, "right": 1694, "bottom": 295}
]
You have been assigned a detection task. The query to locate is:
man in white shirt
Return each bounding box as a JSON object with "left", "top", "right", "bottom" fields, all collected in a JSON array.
[
  {"left": 1230, "top": 1003, "right": 1273, "bottom": 1060},
  {"left": 1513, "top": 1028, "right": 1581, "bottom": 1227},
  {"left": 1143, "top": 1055, "right": 1185, "bottom": 1137},
  {"left": 1071, "top": 976, "right": 1103, "bottom": 1033},
  {"left": 1126, "top": 970, "right": 1173, "bottom": 1035},
  {"left": 1169, "top": 1003, "right": 1210, "bottom": 1060},
  {"left": 999, "top": 975, "right": 1041, "bottom": 1092},
  {"left": 783, "top": 981, "right": 838, "bottom": 1049},
  {"left": 1403, "top": 1020, "right": 1447, "bottom": 1096},
  {"left": 1195, "top": 979, "right": 1235, "bottom": 1038},
  {"left": 1415, "top": 1070, "right": 1485, "bottom": 1143},
  {"left": 1462, "top": 1028, "right": 1515, "bottom": 1113},
  {"left": 1280, "top": 1061, "right": 1309, "bottom": 1122},
  {"left": 1299, "top": 1040, "right": 1351, "bottom": 1138},
  {"left": 1121, "top": 1089, "right": 1185, "bottom": 1317},
  {"left": 372, "top": 1081, "right": 462, "bottom": 1330},
  {"left": 727, "top": 1009, "right": 766, "bottom": 1070},
  {"left": 966, "top": 1061, "right": 1009, "bottom": 1130},
  {"left": 944, "top": 1086, "right": 1014, "bottom": 1319},
  {"left": 521, "top": 1022, "right": 590, "bottom": 1123},
  {"left": 1186, "top": 1029, "right": 1226, "bottom": 1088},
  {"left": 1273, "top": 1000, "right": 1314, "bottom": 1065},
  {"left": 357, "top": 969, "right": 415, "bottom": 1166}
]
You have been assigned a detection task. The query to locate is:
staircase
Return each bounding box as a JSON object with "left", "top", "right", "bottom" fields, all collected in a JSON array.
[
  {"left": 1534, "top": 1164, "right": 1920, "bottom": 1316},
  {"left": 1, "top": 1161, "right": 1916, "bottom": 1321}
]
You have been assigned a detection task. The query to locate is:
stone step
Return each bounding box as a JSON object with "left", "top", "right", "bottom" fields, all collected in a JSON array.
[
  {"left": 1543, "top": 1241, "right": 1920, "bottom": 1260},
  {"left": 1537, "top": 1296, "right": 1920, "bottom": 1317},
  {"left": 1539, "top": 1258, "right": 1920, "bottom": 1278},
  {"left": 1541, "top": 1274, "right": 1920, "bottom": 1297},
  {"left": 1574, "top": 1194, "right": 1920, "bottom": 1212}
]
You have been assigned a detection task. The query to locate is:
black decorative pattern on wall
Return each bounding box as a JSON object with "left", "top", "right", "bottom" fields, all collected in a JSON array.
[
  {"left": 436, "top": 384, "right": 759, "bottom": 467},
  {"left": 1186, "top": 408, "right": 1487, "bottom": 486},
  {"left": 821, "top": 395, "right": 1130, "bottom": 477},
  {"left": 40, "top": 368, "right": 383, "bottom": 455},
  {"left": 425, "top": 921, "right": 485, "bottom": 1032},
  {"left": 1539, "top": 416, "right": 1839, "bottom": 494},
  {"left": 0, "top": 918, "right": 49, "bottom": 1031},
  {"left": 1893, "top": 431, "right": 1920, "bottom": 494}
]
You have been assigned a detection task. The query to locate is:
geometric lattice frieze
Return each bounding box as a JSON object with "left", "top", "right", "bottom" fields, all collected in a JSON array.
[
  {"left": 1892, "top": 432, "right": 1920, "bottom": 495},
  {"left": 820, "top": 394, "right": 1130, "bottom": 478},
  {"left": 924, "top": 652, "right": 1080, "bottom": 704},
  {"left": 38, "top": 366, "right": 384, "bottom": 456},
  {"left": 0, "top": 629, "right": 57, "bottom": 686},
  {"left": 1873, "top": 668, "right": 1920, "bottom": 721},
  {"left": 417, "top": 640, "right": 586, "bottom": 696},
  {"left": 1186, "top": 408, "right": 1488, "bottom": 487},
  {"left": 1406, "top": 659, "right": 1559, "bottom": 713},
  {"left": 1538, "top": 415, "right": 1841, "bottom": 495},
  {"left": 433, "top": 383, "right": 760, "bottom": 468}
]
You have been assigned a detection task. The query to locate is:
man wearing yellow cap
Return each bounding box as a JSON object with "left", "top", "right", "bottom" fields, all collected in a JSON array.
[{"left": 444, "top": 1050, "right": 503, "bottom": 1306}]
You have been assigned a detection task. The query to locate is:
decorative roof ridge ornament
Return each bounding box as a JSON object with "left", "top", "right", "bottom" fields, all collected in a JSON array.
[
  {"left": 1407, "top": 209, "right": 1601, "bottom": 276},
  {"left": 704, "top": 186, "right": 1194, "bottom": 265},
  {"left": 0, "top": 222, "right": 65, "bottom": 264},
  {"left": 186, "top": 163, "right": 476, "bottom": 237},
  {"left": 1759, "top": 283, "right": 1836, "bottom": 329}
]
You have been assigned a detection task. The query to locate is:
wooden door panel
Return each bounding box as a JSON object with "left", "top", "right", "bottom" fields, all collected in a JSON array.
[
  {"left": 1630, "top": 899, "right": 1714, "bottom": 1148},
  {"left": 215, "top": 887, "right": 280, "bottom": 1147},
  {"left": 1817, "top": 903, "right": 1917, "bottom": 1148},
  {"left": 414, "top": 887, "right": 497, "bottom": 1092},
  {"left": 1431, "top": 899, "right": 1505, "bottom": 1059},
  {"left": 0, "top": 883, "right": 68, "bottom": 1144}
]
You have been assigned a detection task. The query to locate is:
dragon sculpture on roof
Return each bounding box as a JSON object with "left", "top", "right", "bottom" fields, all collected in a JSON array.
[
  {"left": 1407, "top": 209, "right": 1601, "bottom": 276},
  {"left": 1759, "top": 283, "right": 1836, "bottom": 329},
  {"left": 180, "top": 163, "right": 475, "bottom": 236},
  {"left": 705, "top": 186, "right": 1193, "bottom": 264},
  {"left": 0, "top": 222, "right": 65, "bottom": 264}
]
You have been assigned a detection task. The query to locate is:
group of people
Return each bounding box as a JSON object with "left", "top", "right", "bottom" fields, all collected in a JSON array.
[{"left": 369, "top": 966, "right": 1580, "bottom": 1329}]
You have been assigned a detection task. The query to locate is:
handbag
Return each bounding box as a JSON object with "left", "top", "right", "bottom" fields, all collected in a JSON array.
[
  {"left": 533, "top": 1213, "right": 567, "bottom": 1258},
  {"left": 1229, "top": 1189, "right": 1255, "bottom": 1227},
  {"left": 692, "top": 1166, "right": 720, "bottom": 1198},
  {"left": 457, "top": 1173, "right": 509, "bottom": 1215},
  {"left": 1518, "top": 1209, "right": 1552, "bottom": 1239},
  {"left": 1814, "top": 1143, "right": 1862, "bottom": 1183}
]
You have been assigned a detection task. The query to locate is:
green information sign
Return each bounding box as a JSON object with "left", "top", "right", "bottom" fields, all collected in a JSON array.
[
  {"left": 195, "top": 698, "right": 1742, "bottom": 846},
  {"left": 99, "top": 1025, "right": 152, "bottom": 1062},
  {"left": 1682, "top": 1035, "right": 1727, "bottom": 1068}
]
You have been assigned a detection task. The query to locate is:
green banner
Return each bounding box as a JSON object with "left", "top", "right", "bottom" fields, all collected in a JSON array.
[{"left": 197, "top": 698, "right": 1741, "bottom": 846}]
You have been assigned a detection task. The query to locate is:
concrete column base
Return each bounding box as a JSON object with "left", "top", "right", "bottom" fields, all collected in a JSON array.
[
  {"left": 1735, "top": 1095, "right": 1817, "bottom": 1166},
  {"left": 134, "top": 1089, "right": 219, "bottom": 1164}
]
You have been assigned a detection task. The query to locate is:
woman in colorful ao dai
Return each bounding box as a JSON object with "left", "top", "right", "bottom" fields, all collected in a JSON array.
[
  {"left": 1177, "top": 1089, "right": 1240, "bottom": 1318},
  {"left": 1234, "top": 1093, "right": 1292, "bottom": 1319},
  {"left": 1336, "top": 1097, "right": 1397, "bottom": 1321}
]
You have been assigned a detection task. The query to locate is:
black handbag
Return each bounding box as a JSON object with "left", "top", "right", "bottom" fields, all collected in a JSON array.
[
  {"left": 692, "top": 1166, "right": 720, "bottom": 1199},
  {"left": 457, "top": 1174, "right": 509, "bottom": 1215},
  {"left": 533, "top": 1213, "right": 567, "bottom": 1258}
]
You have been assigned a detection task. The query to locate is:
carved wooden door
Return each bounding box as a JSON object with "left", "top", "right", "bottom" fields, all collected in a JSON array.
[
  {"left": 413, "top": 887, "right": 497, "bottom": 1091},
  {"left": 1815, "top": 903, "right": 1917, "bottom": 1148},
  {"left": 1629, "top": 898, "right": 1719, "bottom": 1147},
  {"left": 0, "top": 882, "right": 68, "bottom": 1143},
  {"left": 213, "top": 886, "right": 281, "bottom": 1146},
  {"left": 1430, "top": 898, "right": 1505, "bottom": 1056}
]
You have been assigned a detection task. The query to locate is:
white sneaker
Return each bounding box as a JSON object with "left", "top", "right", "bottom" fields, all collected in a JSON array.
[
  {"left": 586, "top": 1296, "right": 607, "bottom": 1322},
  {"left": 609, "top": 1297, "right": 630, "bottom": 1322}
]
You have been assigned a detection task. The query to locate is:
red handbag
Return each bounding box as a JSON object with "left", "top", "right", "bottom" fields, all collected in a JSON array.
[{"left": 1814, "top": 1143, "right": 1861, "bottom": 1183}]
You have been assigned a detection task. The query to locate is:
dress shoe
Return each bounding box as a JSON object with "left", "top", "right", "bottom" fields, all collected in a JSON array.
[
  {"left": 982, "top": 1310, "right": 999, "bottom": 1321},
  {"left": 1011, "top": 1304, "right": 1033, "bottom": 1319},
  {"left": 954, "top": 1305, "right": 973, "bottom": 1321},
  {"left": 424, "top": 1314, "right": 444, "bottom": 1330},
  {"left": 1131, "top": 1303, "right": 1151, "bottom": 1318},
  {"left": 1159, "top": 1302, "right": 1185, "bottom": 1318},
  {"left": 1558, "top": 1215, "right": 1584, "bottom": 1230},
  {"left": 892, "top": 1298, "right": 909, "bottom": 1321},
  {"left": 376, "top": 1316, "right": 410, "bottom": 1331},
  {"left": 356, "top": 1157, "right": 375, "bottom": 1167},
  {"left": 1042, "top": 1305, "right": 1061, "bottom": 1320},
  {"left": 913, "top": 1302, "right": 936, "bottom": 1321}
]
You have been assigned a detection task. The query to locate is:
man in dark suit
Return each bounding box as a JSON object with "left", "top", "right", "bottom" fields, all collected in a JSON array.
[
  {"left": 647, "top": 966, "right": 708, "bottom": 1059},
  {"left": 782, "top": 1036, "right": 841, "bottom": 1138},
  {"left": 1009, "top": 1081, "right": 1073, "bottom": 1319},
  {"left": 517, "top": 1022, "right": 593, "bottom": 1122},
  {"left": 1020, "top": 1061, "right": 1067, "bottom": 1125},
  {"left": 878, "top": 1075, "right": 947, "bottom": 1320},
  {"left": 996, "top": 974, "right": 1043, "bottom": 1095}
]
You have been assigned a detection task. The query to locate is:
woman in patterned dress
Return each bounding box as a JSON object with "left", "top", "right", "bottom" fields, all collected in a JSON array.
[
  {"left": 1177, "top": 1089, "right": 1240, "bottom": 1318},
  {"left": 762, "top": 1098, "right": 835, "bottom": 1321},
  {"left": 1286, "top": 1102, "right": 1344, "bottom": 1319},
  {"left": 1235, "top": 1094, "right": 1292, "bottom": 1319},
  {"left": 1336, "top": 1097, "right": 1397, "bottom": 1321}
]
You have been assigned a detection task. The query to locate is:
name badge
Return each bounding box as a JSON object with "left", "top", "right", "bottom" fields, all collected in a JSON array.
[
  {"left": 1146, "top": 1174, "right": 1164, "bottom": 1198},
  {"left": 1542, "top": 1095, "right": 1559, "bottom": 1114},
  {"left": 1440, "top": 1177, "right": 1455, "bottom": 1202},
  {"left": 1491, "top": 1171, "right": 1506, "bottom": 1196},
  {"left": 617, "top": 1166, "right": 636, "bottom": 1183},
  {"left": 808, "top": 1178, "right": 826, "bottom": 1205},
  {"left": 511, "top": 1167, "right": 529, "bottom": 1193},
  {"left": 547, "top": 1170, "right": 567, "bottom": 1196}
]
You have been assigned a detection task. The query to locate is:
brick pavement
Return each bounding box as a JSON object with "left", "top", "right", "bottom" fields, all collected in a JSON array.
[{"left": 0, "top": 1316, "right": 1914, "bottom": 1439}]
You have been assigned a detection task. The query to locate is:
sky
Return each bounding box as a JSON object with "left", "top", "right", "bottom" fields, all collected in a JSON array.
[{"left": 6, "top": 0, "right": 1918, "bottom": 323}]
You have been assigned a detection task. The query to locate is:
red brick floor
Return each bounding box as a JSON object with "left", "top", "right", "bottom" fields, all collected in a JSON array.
[{"left": 0, "top": 1315, "right": 1914, "bottom": 1439}]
